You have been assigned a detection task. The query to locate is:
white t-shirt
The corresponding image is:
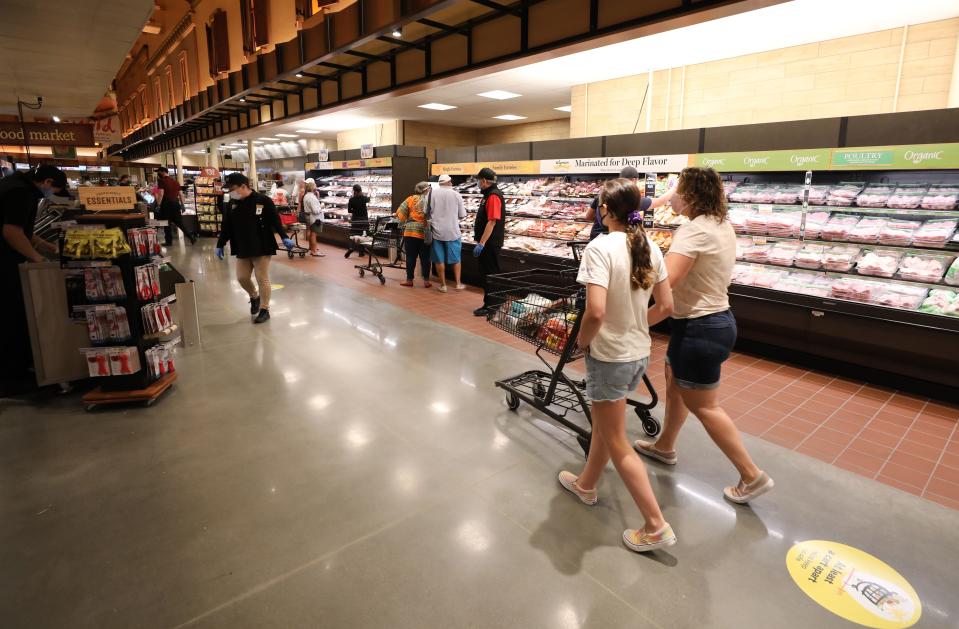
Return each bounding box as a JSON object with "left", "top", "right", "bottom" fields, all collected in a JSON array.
[
  {"left": 668, "top": 215, "right": 736, "bottom": 319},
  {"left": 576, "top": 231, "right": 668, "bottom": 362}
]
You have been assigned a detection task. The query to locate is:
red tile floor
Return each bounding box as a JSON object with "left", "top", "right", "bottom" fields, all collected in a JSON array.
[{"left": 276, "top": 243, "right": 959, "bottom": 510}]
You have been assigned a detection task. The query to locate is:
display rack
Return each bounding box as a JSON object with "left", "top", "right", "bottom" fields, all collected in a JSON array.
[{"left": 194, "top": 167, "right": 223, "bottom": 236}]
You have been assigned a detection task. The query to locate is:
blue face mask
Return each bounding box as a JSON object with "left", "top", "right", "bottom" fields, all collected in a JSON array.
[{"left": 42, "top": 187, "right": 55, "bottom": 200}]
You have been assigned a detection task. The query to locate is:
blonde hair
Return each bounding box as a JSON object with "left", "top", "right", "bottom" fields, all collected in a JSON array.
[{"left": 305, "top": 180, "right": 316, "bottom": 192}]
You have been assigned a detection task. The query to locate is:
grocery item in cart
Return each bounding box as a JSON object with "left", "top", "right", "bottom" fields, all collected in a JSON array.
[
  {"left": 855, "top": 185, "right": 893, "bottom": 208},
  {"left": 768, "top": 241, "right": 801, "bottom": 266},
  {"left": 878, "top": 219, "right": 921, "bottom": 246},
  {"left": 820, "top": 214, "right": 860, "bottom": 240},
  {"left": 918, "top": 289, "right": 959, "bottom": 317},
  {"left": 897, "top": 254, "right": 951, "bottom": 282},
  {"left": 830, "top": 277, "right": 884, "bottom": 302},
  {"left": 856, "top": 249, "right": 903, "bottom": 277},
  {"left": 874, "top": 284, "right": 928, "bottom": 310},
  {"left": 912, "top": 218, "right": 958, "bottom": 246},
  {"left": 794, "top": 244, "right": 826, "bottom": 269},
  {"left": 822, "top": 244, "right": 861, "bottom": 272},
  {"left": 886, "top": 185, "right": 928, "bottom": 209},
  {"left": 826, "top": 183, "right": 863, "bottom": 206},
  {"left": 945, "top": 258, "right": 959, "bottom": 286},
  {"left": 920, "top": 185, "right": 959, "bottom": 210},
  {"left": 847, "top": 217, "right": 887, "bottom": 243}
]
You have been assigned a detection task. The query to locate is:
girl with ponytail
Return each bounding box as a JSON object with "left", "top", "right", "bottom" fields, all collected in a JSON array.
[{"left": 558, "top": 177, "right": 677, "bottom": 553}]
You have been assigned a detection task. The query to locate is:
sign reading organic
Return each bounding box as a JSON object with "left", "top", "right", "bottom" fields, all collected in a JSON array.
[
  {"left": 786, "top": 540, "right": 921, "bottom": 628},
  {"left": 0, "top": 122, "right": 95, "bottom": 147},
  {"left": 692, "top": 148, "right": 831, "bottom": 171},
  {"left": 306, "top": 157, "right": 393, "bottom": 170},
  {"left": 830, "top": 143, "right": 959, "bottom": 170},
  {"left": 78, "top": 186, "right": 137, "bottom": 211},
  {"left": 540, "top": 154, "right": 689, "bottom": 174}
]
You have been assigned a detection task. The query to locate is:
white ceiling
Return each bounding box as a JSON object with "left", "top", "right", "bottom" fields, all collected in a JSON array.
[
  {"left": 0, "top": 0, "right": 154, "bottom": 118},
  {"left": 183, "top": 0, "right": 959, "bottom": 153}
]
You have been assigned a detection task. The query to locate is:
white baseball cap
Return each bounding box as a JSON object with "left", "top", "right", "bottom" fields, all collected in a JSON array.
[{"left": 438, "top": 174, "right": 452, "bottom": 183}]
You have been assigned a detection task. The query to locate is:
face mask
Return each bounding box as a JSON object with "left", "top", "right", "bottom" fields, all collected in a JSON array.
[
  {"left": 229, "top": 190, "right": 243, "bottom": 201},
  {"left": 42, "top": 187, "right": 55, "bottom": 200}
]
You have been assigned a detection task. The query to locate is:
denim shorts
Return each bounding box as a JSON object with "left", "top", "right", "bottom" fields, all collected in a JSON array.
[
  {"left": 586, "top": 354, "right": 649, "bottom": 402},
  {"left": 666, "top": 310, "right": 737, "bottom": 390},
  {"left": 431, "top": 239, "right": 462, "bottom": 265}
]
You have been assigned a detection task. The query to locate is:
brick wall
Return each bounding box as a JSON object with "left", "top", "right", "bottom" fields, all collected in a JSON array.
[{"left": 571, "top": 17, "right": 959, "bottom": 137}]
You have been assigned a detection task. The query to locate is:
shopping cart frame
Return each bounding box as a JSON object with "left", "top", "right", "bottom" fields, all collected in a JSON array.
[
  {"left": 489, "top": 243, "right": 660, "bottom": 458},
  {"left": 354, "top": 215, "right": 402, "bottom": 284}
]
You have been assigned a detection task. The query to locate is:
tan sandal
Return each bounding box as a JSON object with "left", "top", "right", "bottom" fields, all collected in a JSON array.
[{"left": 723, "top": 471, "right": 774, "bottom": 504}]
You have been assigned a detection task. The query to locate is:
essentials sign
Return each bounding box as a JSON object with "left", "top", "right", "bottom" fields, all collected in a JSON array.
[{"left": 78, "top": 187, "right": 137, "bottom": 211}]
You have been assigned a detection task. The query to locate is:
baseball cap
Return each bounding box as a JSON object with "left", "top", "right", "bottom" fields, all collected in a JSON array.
[
  {"left": 33, "top": 165, "right": 68, "bottom": 191},
  {"left": 437, "top": 174, "right": 452, "bottom": 183},
  {"left": 224, "top": 172, "right": 250, "bottom": 188},
  {"left": 619, "top": 166, "right": 639, "bottom": 179},
  {"left": 154, "top": 167, "right": 169, "bottom": 174},
  {"left": 477, "top": 167, "right": 496, "bottom": 181}
]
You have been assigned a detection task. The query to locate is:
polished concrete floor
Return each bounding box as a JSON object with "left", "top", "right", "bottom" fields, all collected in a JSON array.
[{"left": 2, "top": 241, "right": 958, "bottom": 629}]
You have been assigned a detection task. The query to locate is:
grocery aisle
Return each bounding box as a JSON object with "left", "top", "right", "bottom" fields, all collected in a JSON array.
[
  {"left": 2, "top": 241, "right": 958, "bottom": 629},
  {"left": 276, "top": 242, "right": 959, "bottom": 510}
]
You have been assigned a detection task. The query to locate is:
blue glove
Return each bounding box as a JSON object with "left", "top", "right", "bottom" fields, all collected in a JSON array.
[
  {"left": 214, "top": 247, "right": 224, "bottom": 260},
  {"left": 473, "top": 242, "right": 484, "bottom": 257},
  {"left": 282, "top": 238, "right": 295, "bottom": 250}
]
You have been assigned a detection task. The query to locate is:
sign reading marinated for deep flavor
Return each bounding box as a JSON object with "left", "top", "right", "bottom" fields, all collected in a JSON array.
[
  {"left": 78, "top": 186, "right": 137, "bottom": 211},
  {"left": 0, "top": 122, "right": 95, "bottom": 147},
  {"left": 539, "top": 154, "right": 689, "bottom": 174}
]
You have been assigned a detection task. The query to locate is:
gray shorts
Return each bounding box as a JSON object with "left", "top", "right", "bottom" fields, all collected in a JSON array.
[{"left": 585, "top": 354, "right": 649, "bottom": 402}]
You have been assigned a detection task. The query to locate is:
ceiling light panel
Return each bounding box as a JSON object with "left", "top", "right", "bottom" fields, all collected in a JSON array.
[
  {"left": 276, "top": 133, "right": 298, "bottom": 137},
  {"left": 493, "top": 114, "right": 527, "bottom": 121},
  {"left": 479, "top": 90, "right": 521, "bottom": 100},
  {"left": 554, "top": 105, "right": 572, "bottom": 112},
  {"left": 418, "top": 103, "right": 457, "bottom": 110},
  {"left": 296, "top": 129, "right": 320, "bottom": 133}
]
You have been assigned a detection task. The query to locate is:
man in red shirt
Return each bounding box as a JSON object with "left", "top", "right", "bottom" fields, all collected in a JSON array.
[
  {"left": 154, "top": 167, "right": 196, "bottom": 246},
  {"left": 472, "top": 167, "right": 506, "bottom": 316}
]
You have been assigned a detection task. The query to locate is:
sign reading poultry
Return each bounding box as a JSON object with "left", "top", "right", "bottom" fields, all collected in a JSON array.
[{"left": 786, "top": 540, "right": 921, "bottom": 628}]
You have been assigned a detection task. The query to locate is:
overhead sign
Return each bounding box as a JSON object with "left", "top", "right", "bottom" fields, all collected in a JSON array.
[
  {"left": 691, "top": 148, "right": 831, "bottom": 172},
  {"left": 306, "top": 157, "right": 392, "bottom": 170},
  {"left": 92, "top": 116, "right": 122, "bottom": 147},
  {"left": 0, "top": 122, "right": 95, "bottom": 147},
  {"left": 830, "top": 143, "right": 959, "bottom": 170},
  {"left": 360, "top": 144, "right": 374, "bottom": 159},
  {"left": 199, "top": 167, "right": 220, "bottom": 178},
  {"left": 540, "top": 154, "right": 690, "bottom": 174},
  {"left": 317, "top": 148, "right": 329, "bottom": 162},
  {"left": 431, "top": 160, "right": 542, "bottom": 176},
  {"left": 786, "top": 540, "right": 921, "bottom": 628},
  {"left": 78, "top": 186, "right": 137, "bottom": 211}
]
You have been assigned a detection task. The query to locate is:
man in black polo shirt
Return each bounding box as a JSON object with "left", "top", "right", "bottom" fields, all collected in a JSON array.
[
  {"left": 0, "top": 165, "right": 66, "bottom": 390},
  {"left": 215, "top": 173, "right": 294, "bottom": 324},
  {"left": 472, "top": 167, "right": 506, "bottom": 317},
  {"left": 155, "top": 167, "right": 197, "bottom": 246}
]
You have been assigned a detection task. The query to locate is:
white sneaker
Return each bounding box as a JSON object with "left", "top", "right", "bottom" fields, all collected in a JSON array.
[
  {"left": 455, "top": 284, "right": 467, "bottom": 291},
  {"left": 438, "top": 285, "right": 448, "bottom": 293},
  {"left": 558, "top": 471, "right": 597, "bottom": 506}
]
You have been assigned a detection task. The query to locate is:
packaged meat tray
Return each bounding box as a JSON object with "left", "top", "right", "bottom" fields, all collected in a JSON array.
[
  {"left": 735, "top": 236, "right": 753, "bottom": 260},
  {"left": 874, "top": 284, "right": 928, "bottom": 310},
  {"left": 796, "top": 275, "right": 835, "bottom": 298},
  {"left": 920, "top": 185, "right": 959, "bottom": 210},
  {"left": 826, "top": 183, "right": 863, "bottom": 206},
  {"left": 854, "top": 185, "right": 893, "bottom": 208},
  {"left": 743, "top": 212, "right": 771, "bottom": 235},
  {"left": 822, "top": 245, "right": 861, "bottom": 272},
  {"left": 918, "top": 289, "right": 959, "bottom": 317},
  {"left": 723, "top": 181, "right": 739, "bottom": 197},
  {"left": 766, "top": 211, "right": 803, "bottom": 237},
  {"left": 896, "top": 254, "right": 952, "bottom": 283},
  {"left": 856, "top": 249, "right": 903, "bottom": 278},
  {"left": 912, "top": 218, "right": 958, "bottom": 246},
  {"left": 945, "top": 258, "right": 959, "bottom": 286},
  {"left": 731, "top": 265, "right": 785, "bottom": 288},
  {"left": 742, "top": 243, "right": 772, "bottom": 263},
  {"left": 878, "top": 219, "right": 921, "bottom": 246},
  {"left": 803, "top": 211, "right": 830, "bottom": 238},
  {"left": 847, "top": 217, "right": 888, "bottom": 243},
  {"left": 772, "top": 186, "right": 803, "bottom": 204},
  {"left": 768, "top": 242, "right": 801, "bottom": 266},
  {"left": 750, "top": 187, "right": 778, "bottom": 204},
  {"left": 728, "top": 186, "right": 760, "bottom": 203},
  {"left": 886, "top": 186, "right": 927, "bottom": 209},
  {"left": 728, "top": 207, "right": 756, "bottom": 232},
  {"left": 830, "top": 277, "right": 885, "bottom": 303},
  {"left": 794, "top": 244, "right": 826, "bottom": 270},
  {"left": 820, "top": 214, "right": 861, "bottom": 241},
  {"left": 807, "top": 185, "right": 831, "bottom": 205}
]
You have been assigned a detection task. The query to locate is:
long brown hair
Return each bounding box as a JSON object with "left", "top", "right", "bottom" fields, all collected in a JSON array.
[
  {"left": 599, "top": 178, "right": 654, "bottom": 290},
  {"left": 677, "top": 166, "right": 727, "bottom": 220}
]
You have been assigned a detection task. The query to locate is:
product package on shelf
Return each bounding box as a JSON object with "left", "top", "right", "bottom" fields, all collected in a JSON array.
[
  {"left": 135, "top": 265, "right": 161, "bottom": 301},
  {"left": 145, "top": 344, "right": 176, "bottom": 380},
  {"left": 83, "top": 306, "right": 132, "bottom": 344},
  {"left": 856, "top": 249, "right": 903, "bottom": 278},
  {"left": 82, "top": 346, "right": 141, "bottom": 377},
  {"left": 855, "top": 185, "right": 894, "bottom": 208},
  {"left": 886, "top": 185, "right": 928, "bottom": 209},
  {"left": 945, "top": 258, "right": 959, "bottom": 286},
  {"left": 126, "top": 227, "right": 162, "bottom": 259},
  {"left": 874, "top": 284, "right": 928, "bottom": 310},
  {"left": 141, "top": 302, "right": 174, "bottom": 336},
  {"left": 822, "top": 245, "right": 861, "bottom": 272},
  {"left": 897, "top": 253, "right": 952, "bottom": 282},
  {"left": 802, "top": 211, "right": 831, "bottom": 238},
  {"left": 794, "top": 244, "right": 827, "bottom": 270},
  {"left": 920, "top": 185, "right": 959, "bottom": 210},
  {"left": 768, "top": 241, "right": 801, "bottom": 266},
  {"left": 766, "top": 210, "right": 803, "bottom": 237},
  {"left": 918, "top": 289, "right": 959, "bottom": 317},
  {"left": 820, "top": 214, "right": 861, "bottom": 241},
  {"left": 742, "top": 242, "right": 772, "bottom": 263},
  {"left": 63, "top": 228, "right": 131, "bottom": 259},
  {"left": 847, "top": 217, "right": 888, "bottom": 243},
  {"left": 84, "top": 266, "right": 126, "bottom": 301},
  {"left": 806, "top": 185, "right": 831, "bottom": 205},
  {"left": 912, "top": 219, "right": 958, "bottom": 247},
  {"left": 878, "top": 219, "right": 922, "bottom": 246},
  {"left": 830, "top": 277, "right": 885, "bottom": 303},
  {"left": 826, "top": 183, "right": 863, "bottom": 206}
]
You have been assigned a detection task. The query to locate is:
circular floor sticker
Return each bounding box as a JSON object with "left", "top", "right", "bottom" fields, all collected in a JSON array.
[{"left": 787, "top": 540, "right": 921, "bottom": 628}]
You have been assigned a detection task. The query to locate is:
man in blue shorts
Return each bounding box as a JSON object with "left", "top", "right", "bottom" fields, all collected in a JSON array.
[{"left": 429, "top": 174, "right": 467, "bottom": 293}]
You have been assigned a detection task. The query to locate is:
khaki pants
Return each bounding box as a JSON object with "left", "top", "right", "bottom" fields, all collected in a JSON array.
[{"left": 235, "top": 256, "right": 272, "bottom": 310}]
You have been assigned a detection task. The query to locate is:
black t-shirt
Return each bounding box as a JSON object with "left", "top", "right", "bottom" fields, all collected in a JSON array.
[
  {"left": 348, "top": 195, "right": 369, "bottom": 223},
  {"left": 216, "top": 192, "right": 285, "bottom": 258},
  {"left": 0, "top": 173, "right": 41, "bottom": 264}
]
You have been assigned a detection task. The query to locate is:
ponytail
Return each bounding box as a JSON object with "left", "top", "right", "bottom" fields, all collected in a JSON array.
[
  {"left": 626, "top": 225, "right": 654, "bottom": 290},
  {"left": 600, "top": 178, "right": 655, "bottom": 291}
]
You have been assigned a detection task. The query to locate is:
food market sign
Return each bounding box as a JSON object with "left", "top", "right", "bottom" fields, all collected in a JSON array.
[
  {"left": 691, "top": 148, "right": 831, "bottom": 172},
  {"left": 0, "top": 122, "right": 95, "bottom": 146},
  {"left": 78, "top": 186, "right": 137, "bottom": 211},
  {"left": 306, "top": 157, "right": 392, "bottom": 170},
  {"left": 830, "top": 143, "right": 959, "bottom": 170}
]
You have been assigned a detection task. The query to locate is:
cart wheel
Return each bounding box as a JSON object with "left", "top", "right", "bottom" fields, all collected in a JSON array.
[
  {"left": 299, "top": 252, "right": 306, "bottom": 258},
  {"left": 635, "top": 408, "right": 661, "bottom": 437},
  {"left": 506, "top": 392, "right": 520, "bottom": 411},
  {"left": 378, "top": 275, "right": 386, "bottom": 285},
  {"left": 577, "top": 435, "right": 591, "bottom": 458},
  {"left": 288, "top": 250, "right": 294, "bottom": 259},
  {"left": 85, "top": 404, "right": 96, "bottom": 413},
  {"left": 533, "top": 382, "right": 546, "bottom": 399},
  {"left": 358, "top": 268, "right": 365, "bottom": 277}
]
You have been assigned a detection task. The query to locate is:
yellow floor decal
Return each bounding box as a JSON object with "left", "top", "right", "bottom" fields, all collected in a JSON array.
[
  {"left": 271, "top": 284, "right": 284, "bottom": 290},
  {"left": 787, "top": 540, "right": 921, "bottom": 628}
]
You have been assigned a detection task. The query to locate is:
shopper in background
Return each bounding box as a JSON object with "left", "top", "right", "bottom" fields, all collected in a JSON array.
[
  {"left": 301, "top": 180, "right": 326, "bottom": 257},
  {"left": 0, "top": 165, "right": 66, "bottom": 392},
  {"left": 583, "top": 167, "right": 676, "bottom": 240},
  {"left": 635, "top": 166, "right": 774, "bottom": 504},
  {"left": 472, "top": 167, "right": 505, "bottom": 316},
  {"left": 395, "top": 181, "right": 432, "bottom": 287},
  {"left": 155, "top": 167, "right": 197, "bottom": 246},
  {"left": 214, "top": 173, "right": 295, "bottom": 324},
  {"left": 430, "top": 174, "right": 467, "bottom": 293},
  {"left": 344, "top": 184, "right": 369, "bottom": 259},
  {"left": 560, "top": 178, "right": 676, "bottom": 552},
  {"left": 117, "top": 174, "right": 130, "bottom": 186}
]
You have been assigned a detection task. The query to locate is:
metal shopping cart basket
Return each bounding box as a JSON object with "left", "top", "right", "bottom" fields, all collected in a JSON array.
[
  {"left": 486, "top": 246, "right": 660, "bottom": 458},
  {"left": 354, "top": 215, "right": 402, "bottom": 284}
]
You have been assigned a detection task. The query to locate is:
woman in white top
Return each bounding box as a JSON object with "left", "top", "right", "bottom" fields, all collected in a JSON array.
[
  {"left": 559, "top": 178, "right": 677, "bottom": 553},
  {"left": 634, "top": 167, "right": 773, "bottom": 504},
  {"left": 301, "top": 180, "right": 325, "bottom": 257}
]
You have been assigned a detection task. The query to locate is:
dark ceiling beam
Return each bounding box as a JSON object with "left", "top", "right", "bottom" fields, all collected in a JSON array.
[
  {"left": 377, "top": 35, "right": 423, "bottom": 49},
  {"left": 344, "top": 49, "right": 382, "bottom": 61},
  {"left": 417, "top": 17, "right": 464, "bottom": 34},
  {"left": 468, "top": 0, "right": 522, "bottom": 17},
  {"left": 317, "top": 61, "right": 353, "bottom": 71},
  {"left": 261, "top": 86, "right": 299, "bottom": 94},
  {"left": 299, "top": 71, "right": 334, "bottom": 81}
]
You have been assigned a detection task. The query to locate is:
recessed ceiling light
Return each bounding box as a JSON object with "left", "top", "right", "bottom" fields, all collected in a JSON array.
[
  {"left": 479, "top": 90, "right": 521, "bottom": 100},
  {"left": 419, "top": 103, "right": 457, "bottom": 111},
  {"left": 295, "top": 129, "right": 320, "bottom": 133},
  {"left": 276, "top": 133, "right": 298, "bottom": 137},
  {"left": 52, "top": 115, "right": 61, "bottom": 122},
  {"left": 391, "top": 27, "right": 402, "bottom": 37},
  {"left": 258, "top": 137, "right": 279, "bottom": 141},
  {"left": 554, "top": 105, "right": 572, "bottom": 112},
  {"left": 295, "top": 73, "right": 304, "bottom": 78},
  {"left": 239, "top": 97, "right": 246, "bottom": 102},
  {"left": 493, "top": 114, "right": 527, "bottom": 121}
]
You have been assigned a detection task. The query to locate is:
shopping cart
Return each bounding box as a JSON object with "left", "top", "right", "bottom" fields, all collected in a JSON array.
[
  {"left": 277, "top": 206, "right": 309, "bottom": 259},
  {"left": 487, "top": 247, "right": 660, "bottom": 458},
  {"left": 354, "top": 215, "right": 402, "bottom": 285}
]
